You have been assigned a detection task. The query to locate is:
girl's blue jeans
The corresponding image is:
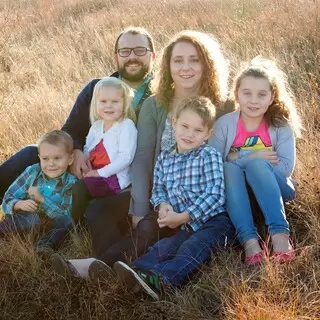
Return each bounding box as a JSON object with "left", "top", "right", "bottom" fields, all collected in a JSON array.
[
  {"left": 131, "top": 213, "right": 235, "bottom": 287},
  {"left": 224, "top": 159, "right": 296, "bottom": 245},
  {"left": 0, "top": 212, "right": 72, "bottom": 249}
]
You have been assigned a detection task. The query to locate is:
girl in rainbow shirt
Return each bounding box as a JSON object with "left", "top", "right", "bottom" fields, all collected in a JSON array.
[{"left": 211, "top": 57, "right": 302, "bottom": 265}]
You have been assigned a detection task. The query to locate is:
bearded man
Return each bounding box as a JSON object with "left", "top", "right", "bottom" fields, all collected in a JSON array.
[{"left": 0, "top": 27, "right": 155, "bottom": 199}]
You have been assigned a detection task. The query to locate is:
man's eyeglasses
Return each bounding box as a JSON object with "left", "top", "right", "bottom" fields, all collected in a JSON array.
[{"left": 116, "top": 47, "right": 151, "bottom": 57}]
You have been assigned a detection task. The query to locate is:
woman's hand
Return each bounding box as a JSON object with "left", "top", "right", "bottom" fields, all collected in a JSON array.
[{"left": 132, "top": 215, "right": 144, "bottom": 229}]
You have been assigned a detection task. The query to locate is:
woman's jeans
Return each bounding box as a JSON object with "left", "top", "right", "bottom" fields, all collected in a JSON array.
[
  {"left": 224, "top": 159, "right": 296, "bottom": 245},
  {"left": 131, "top": 213, "right": 235, "bottom": 287},
  {"left": 87, "top": 192, "right": 176, "bottom": 267}
]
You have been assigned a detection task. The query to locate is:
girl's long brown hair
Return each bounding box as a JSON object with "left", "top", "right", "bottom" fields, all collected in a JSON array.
[{"left": 233, "top": 57, "right": 302, "bottom": 136}]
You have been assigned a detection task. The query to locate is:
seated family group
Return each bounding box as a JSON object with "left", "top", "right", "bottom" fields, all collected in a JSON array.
[{"left": 0, "top": 27, "right": 301, "bottom": 300}]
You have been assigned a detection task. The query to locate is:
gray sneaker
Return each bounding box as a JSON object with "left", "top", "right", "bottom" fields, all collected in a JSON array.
[
  {"left": 50, "top": 253, "right": 79, "bottom": 278},
  {"left": 88, "top": 260, "right": 113, "bottom": 281}
]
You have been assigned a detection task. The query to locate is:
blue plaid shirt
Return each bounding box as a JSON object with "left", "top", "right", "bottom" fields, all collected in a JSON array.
[
  {"left": 1, "top": 164, "right": 77, "bottom": 220},
  {"left": 150, "top": 144, "right": 226, "bottom": 232}
]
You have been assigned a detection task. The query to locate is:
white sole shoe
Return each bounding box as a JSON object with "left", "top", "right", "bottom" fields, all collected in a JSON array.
[
  {"left": 113, "top": 261, "right": 159, "bottom": 300},
  {"left": 88, "top": 260, "right": 113, "bottom": 281}
]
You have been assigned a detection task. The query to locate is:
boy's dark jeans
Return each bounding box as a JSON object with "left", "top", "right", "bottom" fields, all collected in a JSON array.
[
  {"left": 0, "top": 212, "right": 72, "bottom": 249},
  {"left": 132, "top": 213, "right": 235, "bottom": 287}
]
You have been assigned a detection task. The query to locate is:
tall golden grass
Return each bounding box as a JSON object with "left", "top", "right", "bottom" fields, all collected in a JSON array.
[{"left": 0, "top": 0, "right": 319, "bottom": 319}]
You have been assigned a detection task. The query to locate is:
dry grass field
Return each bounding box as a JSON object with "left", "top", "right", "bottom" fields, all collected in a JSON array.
[{"left": 0, "top": 0, "right": 319, "bottom": 319}]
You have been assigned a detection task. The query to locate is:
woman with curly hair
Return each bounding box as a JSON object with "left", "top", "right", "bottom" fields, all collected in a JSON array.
[
  {"left": 211, "top": 57, "right": 302, "bottom": 266},
  {"left": 130, "top": 30, "right": 230, "bottom": 223}
]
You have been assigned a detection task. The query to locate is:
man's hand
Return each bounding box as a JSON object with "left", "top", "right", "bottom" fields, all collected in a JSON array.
[
  {"left": 70, "top": 150, "right": 91, "bottom": 178},
  {"left": 27, "top": 187, "right": 44, "bottom": 203},
  {"left": 83, "top": 170, "right": 100, "bottom": 178},
  {"left": 13, "top": 199, "right": 38, "bottom": 212},
  {"left": 132, "top": 215, "right": 144, "bottom": 229},
  {"left": 248, "top": 150, "right": 279, "bottom": 165},
  {"left": 158, "top": 211, "right": 190, "bottom": 229},
  {"left": 158, "top": 203, "right": 173, "bottom": 219}
]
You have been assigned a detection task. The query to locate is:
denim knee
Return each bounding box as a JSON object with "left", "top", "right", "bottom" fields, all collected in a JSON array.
[
  {"left": 224, "top": 161, "right": 240, "bottom": 172},
  {"left": 245, "top": 158, "right": 272, "bottom": 173},
  {"left": 223, "top": 162, "right": 243, "bottom": 183}
]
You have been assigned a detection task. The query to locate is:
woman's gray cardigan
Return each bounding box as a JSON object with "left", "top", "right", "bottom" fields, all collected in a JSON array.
[{"left": 129, "top": 96, "right": 168, "bottom": 217}]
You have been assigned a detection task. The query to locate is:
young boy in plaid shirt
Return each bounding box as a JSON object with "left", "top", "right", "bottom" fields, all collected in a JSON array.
[
  {"left": 111, "top": 96, "right": 235, "bottom": 300},
  {"left": 0, "top": 130, "right": 77, "bottom": 253}
]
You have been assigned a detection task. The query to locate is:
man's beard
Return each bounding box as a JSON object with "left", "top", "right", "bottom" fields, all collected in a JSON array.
[{"left": 118, "top": 60, "right": 151, "bottom": 82}]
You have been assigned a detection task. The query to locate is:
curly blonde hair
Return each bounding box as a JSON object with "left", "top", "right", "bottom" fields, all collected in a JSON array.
[
  {"left": 233, "top": 57, "right": 302, "bottom": 136},
  {"left": 90, "top": 77, "right": 136, "bottom": 125},
  {"left": 153, "top": 30, "right": 229, "bottom": 113}
]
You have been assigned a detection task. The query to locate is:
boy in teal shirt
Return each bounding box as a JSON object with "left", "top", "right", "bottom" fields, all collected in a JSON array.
[{"left": 1, "top": 130, "right": 77, "bottom": 253}]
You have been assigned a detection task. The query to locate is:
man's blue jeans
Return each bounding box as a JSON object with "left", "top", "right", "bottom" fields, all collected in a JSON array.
[
  {"left": 0, "top": 212, "right": 72, "bottom": 249},
  {"left": 131, "top": 213, "right": 235, "bottom": 287},
  {"left": 224, "top": 159, "right": 296, "bottom": 245},
  {"left": 0, "top": 146, "right": 38, "bottom": 200}
]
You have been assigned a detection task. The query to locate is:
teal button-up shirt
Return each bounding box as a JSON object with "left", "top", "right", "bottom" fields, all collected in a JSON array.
[{"left": 2, "top": 164, "right": 77, "bottom": 220}]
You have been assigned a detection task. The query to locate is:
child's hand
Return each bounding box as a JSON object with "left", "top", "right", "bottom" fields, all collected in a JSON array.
[
  {"left": 13, "top": 199, "right": 38, "bottom": 212},
  {"left": 27, "top": 187, "right": 44, "bottom": 203},
  {"left": 83, "top": 170, "right": 100, "bottom": 178},
  {"left": 158, "top": 203, "right": 173, "bottom": 219},
  {"left": 249, "top": 150, "right": 279, "bottom": 165},
  {"left": 227, "top": 151, "right": 239, "bottom": 161},
  {"left": 158, "top": 211, "right": 190, "bottom": 229}
]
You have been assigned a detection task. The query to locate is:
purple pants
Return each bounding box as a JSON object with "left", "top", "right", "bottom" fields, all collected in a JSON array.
[{"left": 84, "top": 175, "right": 121, "bottom": 198}]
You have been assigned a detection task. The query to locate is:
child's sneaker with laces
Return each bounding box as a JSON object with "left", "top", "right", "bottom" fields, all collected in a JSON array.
[{"left": 113, "top": 261, "right": 163, "bottom": 300}]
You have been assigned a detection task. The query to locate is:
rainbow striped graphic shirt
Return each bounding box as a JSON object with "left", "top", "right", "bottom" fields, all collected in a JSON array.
[{"left": 231, "top": 117, "right": 272, "bottom": 152}]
